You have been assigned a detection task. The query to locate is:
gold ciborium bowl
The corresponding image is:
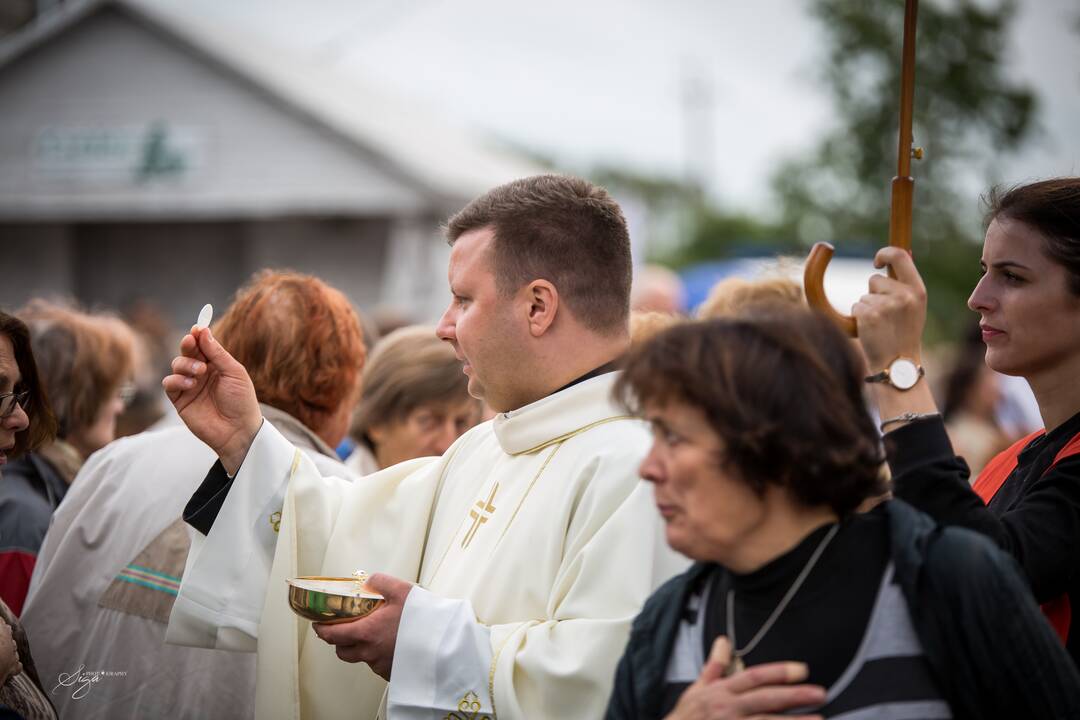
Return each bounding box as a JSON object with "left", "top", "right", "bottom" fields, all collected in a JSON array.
[{"left": 286, "top": 576, "right": 384, "bottom": 624}]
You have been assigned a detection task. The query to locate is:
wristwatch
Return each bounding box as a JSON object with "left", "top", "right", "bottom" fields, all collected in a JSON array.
[{"left": 865, "top": 357, "right": 924, "bottom": 390}]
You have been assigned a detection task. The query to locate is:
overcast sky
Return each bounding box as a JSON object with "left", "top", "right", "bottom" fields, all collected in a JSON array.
[{"left": 180, "top": 0, "right": 1080, "bottom": 214}]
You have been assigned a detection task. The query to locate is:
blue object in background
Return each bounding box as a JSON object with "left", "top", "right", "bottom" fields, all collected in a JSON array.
[
  {"left": 335, "top": 437, "right": 356, "bottom": 462},
  {"left": 678, "top": 259, "right": 769, "bottom": 312}
]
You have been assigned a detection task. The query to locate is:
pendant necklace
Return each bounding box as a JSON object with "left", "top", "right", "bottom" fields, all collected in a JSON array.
[{"left": 724, "top": 523, "right": 839, "bottom": 676}]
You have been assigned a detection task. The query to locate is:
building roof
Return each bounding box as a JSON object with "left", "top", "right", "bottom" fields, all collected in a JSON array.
[{"left": 0, "top": 0, "right": 540, "bottom": 208}]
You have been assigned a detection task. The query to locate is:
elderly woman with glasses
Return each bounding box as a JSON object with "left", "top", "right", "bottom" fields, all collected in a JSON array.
[
  {"left": 0, "top": 310, "right": 58, "bottom": 719},
  {"left": 606, "top": 311, "right": 1080, "bottom": 719},
  {"left": 0, "top": 301, "right": 135, "bottom": 615}
]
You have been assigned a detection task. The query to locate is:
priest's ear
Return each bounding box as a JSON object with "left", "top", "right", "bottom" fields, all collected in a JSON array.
[{"left": 524, "top": 279, "right": 559, "bottom": 337}]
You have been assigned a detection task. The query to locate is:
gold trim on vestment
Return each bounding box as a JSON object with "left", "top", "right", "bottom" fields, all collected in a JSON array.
[
  {"left": 444, "top": 691, "right": 491, "bottom": 720},
  {"left": 506, "top": 415, "right": 634, "bottom": 455},
  {"left": 271, "top": 450, "right": 303, "bottom": 533},
  {"left": 488, "top": 627, "right": 521, "bottom": 718},
  {"left": 492, "top": 444, "right": 561, "bottom": 551}
]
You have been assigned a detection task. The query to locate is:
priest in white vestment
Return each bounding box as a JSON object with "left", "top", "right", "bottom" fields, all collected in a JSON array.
[{"left": 164, "top": 175, "right": 688, "bottom": 719}]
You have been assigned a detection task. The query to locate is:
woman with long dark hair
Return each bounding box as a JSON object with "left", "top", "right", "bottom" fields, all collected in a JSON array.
[{"left": 854, "top": 178, "right": 1080, "bottom": 665}]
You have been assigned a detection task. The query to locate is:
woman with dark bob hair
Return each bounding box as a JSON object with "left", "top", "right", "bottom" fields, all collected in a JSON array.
[
  {"left": 606, "top": 311, "right": 1080, "bottom": 719},
  {"left": 854, "top": 177, "right": 1080, "bottom": 665}
]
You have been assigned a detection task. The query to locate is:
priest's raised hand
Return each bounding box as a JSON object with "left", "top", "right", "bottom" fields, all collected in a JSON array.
[{"left": 162, "top": 325, "right": 263, "bottom": 475}]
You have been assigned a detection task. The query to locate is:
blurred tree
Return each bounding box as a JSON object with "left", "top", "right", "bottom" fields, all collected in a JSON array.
[{"left": 771, "top": 0, "right": 1037, "bottom": 339}]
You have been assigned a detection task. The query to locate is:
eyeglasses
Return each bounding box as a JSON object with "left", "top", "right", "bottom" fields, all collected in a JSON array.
[{"left": 0, "top": 390, "right": 29, "bottom": 419}]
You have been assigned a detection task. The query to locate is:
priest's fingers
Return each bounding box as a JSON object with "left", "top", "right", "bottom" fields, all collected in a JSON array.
[
  {"left": 191, "top": 327, "right": 245, "bottom": 376},
  {"left": 332, "top": 644, "right": 370, "bottom": 664},
  {"left": 170, "top": 356, "right": 207, "bottom": 379},
  {"left": 312, "top": 619, "right": 385, "bottom": 668},
  {"left": 362, "top": 573, "right": 413, "bottom": 604},
  {"left": 313, "top": 619, "right": 370, "bottom": 646},
  {"left": 163, "top": 334, "right": 209, "bottom": 402},
  {"left": 162, "top": 371, "right": 200, "bottom": 401},
  {"left": 178, "top": 331, "right": 208, "bottom": 362}
]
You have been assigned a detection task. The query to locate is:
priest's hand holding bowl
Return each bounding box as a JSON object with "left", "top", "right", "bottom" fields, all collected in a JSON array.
[
  {"left": 310, "top": 573, "right": 413, "bottom": 680},
  {"left": 162, "top": 324, "right": 263, "bottom": 475}
]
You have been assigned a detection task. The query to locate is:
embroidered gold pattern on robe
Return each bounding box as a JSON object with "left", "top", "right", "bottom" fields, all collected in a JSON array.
[
  {"left": 270, "top": 510, "right": 282, "bottom": 533},
  {"left": 461, "top": 483, "right": 498, "bottom": 549},
  {"left": 444, "top": 691, "right": 491, "bottom": 720}
]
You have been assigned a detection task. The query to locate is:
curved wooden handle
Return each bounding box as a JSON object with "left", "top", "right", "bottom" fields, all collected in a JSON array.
[
  {"left": 803, "top": 242, "right": 858, "bottom": 337},
  {"left": 805, "top": 0, "right": 919, "bottom": 338}
]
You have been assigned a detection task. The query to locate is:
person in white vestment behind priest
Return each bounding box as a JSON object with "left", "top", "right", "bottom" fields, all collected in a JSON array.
[
  {"left": 20, "top": 270, "right": 366, "bottom": 720},
  {"left": 163, "top": 174, "right": 688, "bottom": 719},
  {"left": 345, "top": 325, "right": 481, "bottom": 476}
]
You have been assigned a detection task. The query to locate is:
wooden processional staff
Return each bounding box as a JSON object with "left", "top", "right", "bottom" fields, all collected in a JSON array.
[{"left": 803, "top": 0, "right": 923, "bottom": 336}]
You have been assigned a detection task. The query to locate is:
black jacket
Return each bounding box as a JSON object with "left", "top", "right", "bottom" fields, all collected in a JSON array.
[
  {"left": 887, "top": 413, "right": 1080, "bottom": 664},
  {"left": 606, "top": 500, "right": 1080, "bottom": 719}
]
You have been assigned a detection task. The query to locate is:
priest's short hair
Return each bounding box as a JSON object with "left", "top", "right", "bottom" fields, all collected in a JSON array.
[
  {"left": 445, "top": 174, "right": 632, "bottom": 335},
  {"left": 214, "top": 270, "right": 366, "bottom": 437}
]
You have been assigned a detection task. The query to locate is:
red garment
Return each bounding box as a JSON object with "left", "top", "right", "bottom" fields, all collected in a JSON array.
[
  {"left": 0, "top": 549, "right": 36, "bottom": 616},
  {"left": 972, "top": 429, "right": 1080, "bottom": 644}
]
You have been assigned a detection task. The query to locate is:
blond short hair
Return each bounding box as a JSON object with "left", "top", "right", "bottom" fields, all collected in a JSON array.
[
  {"left": 629, "top": 311, "right": 683, "bottom": 347},
  {"left": 696, "top": 276, "right": 804, "bottom": 320}
]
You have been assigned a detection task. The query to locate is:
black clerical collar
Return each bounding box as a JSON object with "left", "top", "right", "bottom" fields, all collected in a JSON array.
[{"left": 552, "top": 360, "right": 620, "bottom": 396}]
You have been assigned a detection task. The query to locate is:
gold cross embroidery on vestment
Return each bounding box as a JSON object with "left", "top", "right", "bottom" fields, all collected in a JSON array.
[{"left": 461, "top": 483, "right": 498, "bottom": 549}]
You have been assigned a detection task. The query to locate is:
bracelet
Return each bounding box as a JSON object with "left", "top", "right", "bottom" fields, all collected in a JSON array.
[{"left": 879, "top": 411, "right": 940, "bottom": 433}]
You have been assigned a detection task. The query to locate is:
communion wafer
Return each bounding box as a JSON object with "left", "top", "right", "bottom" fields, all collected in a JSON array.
[{"left": 196, "top": 303, "right": 213, "bottom": 329}]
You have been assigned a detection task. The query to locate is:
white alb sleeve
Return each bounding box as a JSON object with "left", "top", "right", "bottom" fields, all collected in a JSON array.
[
  {"left": 387, "top": 586, "right": 495, "bottom": 719},
  {"left": 167, "top": 420, "right": 303, "bottom": 651}
]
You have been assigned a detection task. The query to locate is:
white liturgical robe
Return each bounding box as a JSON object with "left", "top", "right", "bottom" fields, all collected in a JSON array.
[{"left": 167, "top": 372, "right": 686, "bottom": 719}]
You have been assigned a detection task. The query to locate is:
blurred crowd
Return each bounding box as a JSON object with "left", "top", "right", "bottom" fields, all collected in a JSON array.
[{"left": 0, "top": 174, "right": 1078, "bottom": 719}]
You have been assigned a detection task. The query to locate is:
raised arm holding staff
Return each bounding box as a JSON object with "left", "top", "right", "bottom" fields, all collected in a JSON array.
[{"left": 855, "top": 179, "right": 1080, "bottom": 666}]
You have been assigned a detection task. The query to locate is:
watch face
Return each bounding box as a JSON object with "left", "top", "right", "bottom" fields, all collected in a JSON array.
[{"left": 889, "top": 359, "right": 919, "bottom": 390}]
